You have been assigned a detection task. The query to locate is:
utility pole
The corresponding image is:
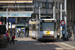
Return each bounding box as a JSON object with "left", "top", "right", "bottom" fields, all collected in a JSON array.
[
  {"left": 64, "top": 0, "right": 67, "bottom": 39},
  {"left": 6, "top": 8, "right": 8, "bottom": 30},
  {"left": 39, "top": 7, "right": 41, "bottom": 19},
  {"left": 53, "top": 6, "right": 55, "bottom": 19},
  {"left": 60, "top": 3, "right": 62, "bottom": 38},
  {"left": 11, "top": 19, "right": 12, "bottom": 36}
]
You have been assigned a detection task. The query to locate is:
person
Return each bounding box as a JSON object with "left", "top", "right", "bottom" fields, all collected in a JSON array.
[
  {"left": 57, "top": 30, "right": 60, "bottom": 39},
  {"left": 57, "top": 28, "right": 60, "bottom": 39},
  {"left": 10, "top": 32, "right": 15, "bottom": 45},
  {"left": 17, "top": 31, "right": 20, "bottom": 38},
  {"left": 6, "top": 30, "right": 10, "bottom": 45},
  {"left": 68, "top": 31, "right": 72, "bottom": 40},
  {"left": 63, "top": 29, "right": 65, "bottom": 40}
]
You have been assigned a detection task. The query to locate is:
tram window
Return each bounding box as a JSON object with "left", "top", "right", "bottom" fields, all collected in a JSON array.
[
  {"left": 33, "top": 24, "right": 36, "bottom": 31},
  {"left": 40, "top": 23, "right": 43, "bottom": 31},
  {"left": 40, "top": 22, "right": 54, "bottom": 31},
  {"left": 29, "top": 24, "right": 32, "bottom": 31}
]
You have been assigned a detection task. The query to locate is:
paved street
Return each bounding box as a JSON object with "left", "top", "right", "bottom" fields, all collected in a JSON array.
[{"left": 0, "top": 37, "right": 75, "bottom": 50}]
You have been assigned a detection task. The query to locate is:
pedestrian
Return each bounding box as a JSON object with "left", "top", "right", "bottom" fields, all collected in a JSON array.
[
  {"left": 6, "top": 30, "right": 10, "bottom": 45},
  {"left": 10, "top": 31, "right": 15, "bottom": 45},
  {"left": 66, "top": 31, "right": 69, "bottom": 40},
  {"left": 17, "top": 31, "right": 20, "bottom": 38},
  {"left": 57, "top": 28, "right": 60, "bottom": 39},
  {"left": 63, "top": 29, "right": 65, "bottom": 40},
  {"left": 57, "top": 30, "right": 60, "bottom": 39}
]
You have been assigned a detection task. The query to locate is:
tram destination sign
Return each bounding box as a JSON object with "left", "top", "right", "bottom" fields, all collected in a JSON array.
[{"left": 42, "top": 20, "right": 54, "bottom": 22}]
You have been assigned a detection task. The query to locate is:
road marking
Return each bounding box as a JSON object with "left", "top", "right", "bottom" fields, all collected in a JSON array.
[
  {"left": 17, "top": 41, "right": 24, "bottom": 50},
  {"left": 55, "top": 48, "right": 74, "bottom": 50},
  {"left": 37, "top": 43, "right": 42, "bottom": 48},
  {"left": 61, "top": 42, "right": 75, "bottom": 48}
]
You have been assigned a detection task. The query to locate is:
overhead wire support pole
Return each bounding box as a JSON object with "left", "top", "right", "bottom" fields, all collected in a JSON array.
[
  {"left": 53, "top": 6, "right": 55, "bottom": 19},
  {"left": 39, "top": 7, "right": 41, "bottom": 19},
  {"left": 60, "top": 3, "right": 62, "bottom": 38},
  {"left": 64, "top": 0, "right": 67, "bottom": 39},
  {"left": 6, "top": 8, "right": 8, "bottom": 30}
]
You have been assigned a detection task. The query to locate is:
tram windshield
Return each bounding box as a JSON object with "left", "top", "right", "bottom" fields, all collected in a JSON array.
[{"left": 40, "top": 22, "right": 54, "bottom": 31}]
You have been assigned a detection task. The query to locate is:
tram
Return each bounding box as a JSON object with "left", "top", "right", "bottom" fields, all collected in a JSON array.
[{"left": 29, "top": 19, "right": 57, "bottom": 40}]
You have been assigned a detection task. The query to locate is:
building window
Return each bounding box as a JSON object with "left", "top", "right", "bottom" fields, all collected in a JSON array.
[
  {"left": 25, "top": 8, "right": 33, "bottom": 11},
  {"left": 56, "top": 13, "right": 57, "bottom": 19},
  {"left": 56, "top": 2, "right": 58, "bottom": 9},
  {"left": 40, "top": 2, "right": 42, "bottom": 7},
  {"left": 74, "top": 3, "right": 75, "bottom": 8},
  {"left": 59, "top": 2, "right": 61, "bottom": 9},
  {"left": 46, "top": 3, "right": 49, "bottom": 8},
  {"left": 36, "top": 2, "right": 38, "bottom": 7},
  {"left": 72, "top": 2, "right": 74, "bottom": 8},
  {"left": 70, "top": 12, "right": 72, "bottom": 20},
  {"left": 15, "top": 3, "right": 33, "bottom": 6},
  {"left": 49, "top": 3, "right": 52, "bottom": 9},
  {"left": 67, "top": 2, "right": 69, "bottom": 8},
  {"left": 62, "top": 3, "right": 64, "bottom": 10},
  {"left": 38, "top": 2, "right": 40, "bottom": 7},
  {"left": 59, "top": 13, "right": 60, "bottom": 22},
  {"left": 42, "top": 2, "right": 52, "bottom": 9},
  {"left": 46, "top": 9, "right": 48, "bottom": 14},
  {"left": 42, "top": 2, "right": 46, "bottom": 8},
  {"left": 71, "top": 2, "right": 72, "bottom": 8},
  {"left": 67, "top": 12, "right": 69, "bottom": 21},
  {"left": 74, "top": 13, "right": 75, "bottom": 19}
]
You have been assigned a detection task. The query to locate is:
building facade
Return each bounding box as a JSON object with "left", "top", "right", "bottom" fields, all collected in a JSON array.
[
  {"left": 0, "top": 0, "right": 75, "bottom": 38},
  {"left": 33, "top": 0, "right": 63, "bottom": 23},
  {"left": 67, "top": 0, "right": 75, "bottom": 32},
  {"left": 67, "top": 0, "right": 75, "bottom": 40},
  {"left": 0, "top": 0, "right": 64, "bottom": 33},
  {"left": 0, "top": 0, "right": 33, "bottom": 34},
  {"left": 53, "top": 0, "right": 64, "bottom": 27},
  {"left": 33, "top": 0, "right": 53, "bottom": 18}
]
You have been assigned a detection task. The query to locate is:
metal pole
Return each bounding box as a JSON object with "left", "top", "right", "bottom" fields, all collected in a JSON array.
[
  {"left": 24, "top": 23, "right": 26, "bottom": 37},
  {"left": 6, "top": 8, "right": 8, "bottom": 30},
  {"left": 11, "top": 20, "right": 12, "bottom": 36},
  {"left": 60, "top": 3, "right": 62, "bottom": 38},
  {"left": 64, "top": 0, "right": 67, "bottom": 39},
  {"left": 53, "top": 6, "right": 55, "bottom": 19},
  {"left": 39, "top": 7, "right": 40, "bottom": 19}
]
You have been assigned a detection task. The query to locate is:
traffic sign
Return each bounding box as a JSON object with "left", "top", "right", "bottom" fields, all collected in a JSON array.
[{"left": 60, "top": 20, "right": 65, "bottom": 25}]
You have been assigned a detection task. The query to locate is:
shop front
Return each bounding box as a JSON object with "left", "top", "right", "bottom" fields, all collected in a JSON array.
[{"left": 16, "top": 23, "right": 29, "bottom": 38}]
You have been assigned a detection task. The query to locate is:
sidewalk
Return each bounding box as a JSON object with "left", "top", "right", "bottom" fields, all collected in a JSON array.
[{"left": 15, "top": 37, "right": 36, "bottom": 41}]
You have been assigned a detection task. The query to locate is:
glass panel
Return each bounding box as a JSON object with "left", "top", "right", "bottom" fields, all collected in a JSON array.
[
  {"left": 0, "top": 3, "right": 33, "bottom": 11},
  {"left": 42, "top": 3, "right": 46, "bottom": 8},
  {"left": 40, "top": 22, "right": 54, "bottom": 31},
  {"left": 36, "top": 2, "right": 38, "bottom": 7},
  {"left": 32, "top": 24, "right": 36, "bottom": 31},
  {"left": 29, "top": 24, "right": 32, "bottom": 31},
  {"left": 49, "top": 3, "right": 52, "bottom": 8}
]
